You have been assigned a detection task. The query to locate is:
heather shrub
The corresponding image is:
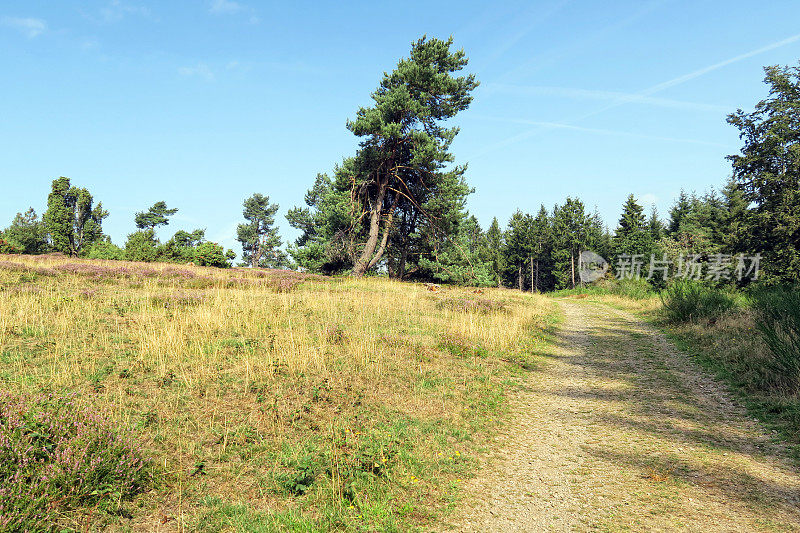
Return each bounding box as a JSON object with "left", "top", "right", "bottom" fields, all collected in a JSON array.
[
  {"left": 0, "top": 393, "right": 151, "bottom": 531},
  {"left": 435, "top": 297, "right": 508, "bottom": 314}
]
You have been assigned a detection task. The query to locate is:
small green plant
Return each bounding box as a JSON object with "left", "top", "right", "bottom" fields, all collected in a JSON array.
[
  {"left": 751, "top": 286, "right": 800, "bottom": 390},
  {"left": 437, "top": 334, "right": 489, "bottom": 358},
  {"left": 660, "top": 279, "right": 737, "bottom": 323},
  {"left": 277, "top": 454, "right": 320, "bottom": 495}
]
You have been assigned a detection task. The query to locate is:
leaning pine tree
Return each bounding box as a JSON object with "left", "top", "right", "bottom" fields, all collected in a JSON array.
[{"left": 345, "top": 36, "right": 479, "bottom": 277}]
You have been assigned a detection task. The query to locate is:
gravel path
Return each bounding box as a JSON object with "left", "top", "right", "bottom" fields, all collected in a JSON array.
[{"left": 447, "top": 300, "right": 800, "bottom": 532}]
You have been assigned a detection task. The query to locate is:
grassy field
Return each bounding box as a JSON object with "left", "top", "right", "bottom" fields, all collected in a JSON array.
[{"left": 0, "top": 254, "right": 557, "bottom": 531}]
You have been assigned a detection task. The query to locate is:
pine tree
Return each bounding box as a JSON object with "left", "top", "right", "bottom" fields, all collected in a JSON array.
[
  {"left": 345, "top": 36, "right": 478, "bottom": 277},
  {"left": 667, "top": 190, "right": 692, "bottom": 236},
  {"left": 417, "top": 215, "right": 494, "bottom": 286},
  {"left": 612, "top": 194, "right": 653, "bottom": 258},
  {"left": 485, "top": 217, "right": 505, "bottom": 287},
  {"left": 502, "top": 210, "right": 533, "bottom": 290},
  {"left": 727, "top": 63, "right": 800, "bottom": 282},
  {"left": 551, "top": 198, "right": 591, "bottom": 289},
  {"left": 237, "top": 193, "right": 287, "bottom": 268},
  {"left": 134, "top": 201, "right": 178, "bottom": 231},
  {"left": 286, "top": 167, "right": 357, "bottom": 273},
  {"left": 648, "top": 206, "right": 663, "bottom": 242},
  {"left": 288, "top": 37, "right": 478, "bottom": 279},
  {"left": 2, "top": 208, "right": 46, "bottom": 254},
  {"left": 529, "top": 206, "right": 552, "bottom": 292},
  {"left": 719, "top": 177, "right": 749, "bottom": 255}
]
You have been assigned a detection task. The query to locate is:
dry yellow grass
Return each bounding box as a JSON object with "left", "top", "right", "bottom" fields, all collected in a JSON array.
[{"left": 0, "top": 253, "right": 556, "bottom": 530}]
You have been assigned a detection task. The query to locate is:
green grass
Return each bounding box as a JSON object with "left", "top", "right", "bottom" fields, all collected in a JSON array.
[{"left": 0, "top": 254, "right": 562, "bottom": 530}]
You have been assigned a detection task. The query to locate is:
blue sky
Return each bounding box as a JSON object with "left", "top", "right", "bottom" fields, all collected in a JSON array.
[{"left": 2, "top": 1, "right": 800, "bottom": 256}]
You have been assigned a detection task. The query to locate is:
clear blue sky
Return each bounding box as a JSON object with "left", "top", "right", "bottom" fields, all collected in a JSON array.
[{"left": 2, "top": 1, "right": 800, "bottom": 256}]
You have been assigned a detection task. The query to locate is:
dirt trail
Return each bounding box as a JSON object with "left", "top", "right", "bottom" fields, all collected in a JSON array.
[{"left": 448, "top": 300, "right": 800, "bottom": 532}]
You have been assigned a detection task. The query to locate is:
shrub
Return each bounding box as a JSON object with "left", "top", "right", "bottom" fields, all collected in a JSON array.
[
  {"left": 124, "top": 229, "right": 159, "bottom": 262},
  {"left": 0, "top": 238, "right": 20, "bottom": 255},
  {"left": 193, "top": 242, "right": 235, "bottom": 268},
  {"left": 86, "top": 239, "right": 124, "bottom": 260},
  {"left": 751, "top": 287, "right": 800, "bottom": 390},
  {"left": 598, "top": 277, "right": 653, "bottom": 300},
  {"left": 660, "top": 279, "right": 737, "bottom": 323},
  {"left": 0, "top": 393, "right": 151, "bottom": 531}
]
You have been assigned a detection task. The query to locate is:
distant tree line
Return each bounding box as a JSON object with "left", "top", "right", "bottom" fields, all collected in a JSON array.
[
  {"left": 0, "top": 180, "right": 286, "bottom": 270},
  {"left": 2, "top": 39, "right": 798, "bottom": 288},
  {"left": 281, "top": 40, "right": 799, "bottom": 288}
]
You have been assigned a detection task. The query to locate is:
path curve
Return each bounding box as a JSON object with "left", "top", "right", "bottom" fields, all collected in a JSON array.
[{"left": 448, "top": 300, "right": 800, "bottom": 532}]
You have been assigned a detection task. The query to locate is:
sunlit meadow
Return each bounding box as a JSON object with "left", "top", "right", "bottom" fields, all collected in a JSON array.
[{"left": 0, "top": 254, "right": 556, "bottom": 531}]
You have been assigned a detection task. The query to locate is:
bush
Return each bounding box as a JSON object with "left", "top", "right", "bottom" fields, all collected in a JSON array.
[
  {"left": 86, "top": 239, "right": 124, "bottom": 260},
  {"left": 0, "top": 238, "right": 20, "bottom": 255},
  {"left": 751, "top": 287, "right": 800, "bottom": 390},
  {"left": 124, "top": 230, "right": 159, "bottom": 262},
  {"left": 660, "top": 279, "right": 737, "bottom": 323},
  {"left": 599, "top": 277, "right": 653, "bottom": 300},
  {"left": 0, "top": 393, "right": 151, "bottom": 531},
  {"left": 193, "top": 242, "right": 235, "bottom": 268}
]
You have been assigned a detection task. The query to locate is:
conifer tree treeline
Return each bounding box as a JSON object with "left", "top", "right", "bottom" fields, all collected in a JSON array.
[{"left": 2, "top": 56, "right": 799, "bottom": 288}]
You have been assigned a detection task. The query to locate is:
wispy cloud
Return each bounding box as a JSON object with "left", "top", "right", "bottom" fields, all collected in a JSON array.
[
  {"left": 486, "top": 84, "right": 728, "bottom": 113},
  {"left": 497, "top": 0, "right": 669, "bottom": 82},
  {"left": 178, "top": 63, "right": 215, "bottom": 81},
  {"left": 475, "top": 32, "right": 800, "bottom": 159},
  {"left": 2, "top": 16, "right": 47, "bottom": 38},
  {"left": 470, "top": 1, "right": 571, "bottom": 71},
  {"left": 87, "top": 0, "right": 151, "bottom": 24},
  {"left": 209, "top": 0, "right": 259, "bottom": 23},
  {"left": 210, "top": 0, "right": 243, "bottom": 14},
  {"left": 642, "top": 33, "right": 800, "bottom": 96},
  {"left": 474, "top": 116, "right": 727, "bottom": 147}
]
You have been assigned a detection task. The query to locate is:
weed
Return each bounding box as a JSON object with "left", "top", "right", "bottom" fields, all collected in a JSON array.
[
  {"left": 751, "top": 286, "right": 800, "bottom": 390},
  {"left": 660, "top": 280, "right": 737, "bottom": 323}
]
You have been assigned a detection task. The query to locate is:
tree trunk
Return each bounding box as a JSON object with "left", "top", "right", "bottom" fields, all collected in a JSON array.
[
  {"left": 535, "top": 259, "right": 539, "bottom": 293},
  {"left": 518, "top": 265, "right": 523, "bottom": 291},
  {"left": 530, "top": 256, "right": 534, "bottom": 292},
  {"left": 251, "top": 239, "right": 263, "bottom": 269},
  {"left": 570, "top": 252, "right": 575, "bottom": 289},
  {"left": 352, "top": 181, "right": 387, "bottom": 277},
  {"left": 399, "top": 243, "right": 407, "bottom": 281},
  {"left": 366, "top": 194, "right": 399, "bottom": 271}
]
